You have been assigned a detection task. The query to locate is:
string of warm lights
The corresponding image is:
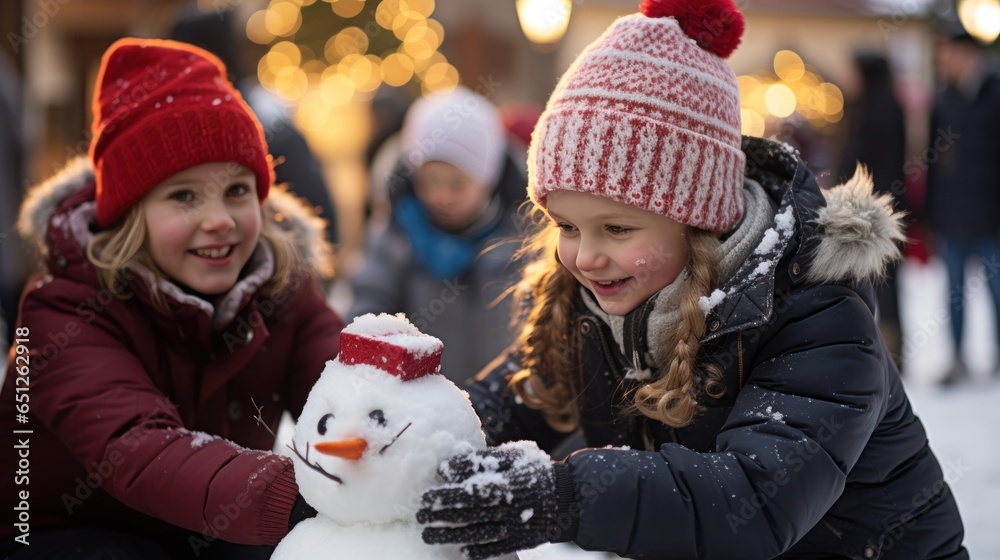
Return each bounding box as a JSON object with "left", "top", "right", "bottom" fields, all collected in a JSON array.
[
  {"left": 738, "top": 50, "right": 844, "bottom": 137},
  {"left": 239, "top": 0, "right": 460, "bottom": 153},
  {"left": 246, "top": 0, "right": 458, "bottom": 106}
]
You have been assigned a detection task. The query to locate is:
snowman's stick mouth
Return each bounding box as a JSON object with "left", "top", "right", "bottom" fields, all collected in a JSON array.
[
  {"left": 287, "top": 421, "right": 415, "bottom": 482},
  {"left": 290, "top": 440, "right": 344, "bottom": 484},
  {"left": 379, "top": 422, "right": 413, "bottom": 454}
]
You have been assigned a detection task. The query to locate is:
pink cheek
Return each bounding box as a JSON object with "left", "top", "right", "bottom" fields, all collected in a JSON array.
[
  {"left": 623, "top": 248, "right": 657, "bottom": 277},
  {"left": 626, "top": 248, "right": 687, "bottom": 289},
  {"left": 245, "top": 216, "right": 261, "bottom": 242},
  {"left": 160, "top": 231, "right": 192, "bottom": 260}
]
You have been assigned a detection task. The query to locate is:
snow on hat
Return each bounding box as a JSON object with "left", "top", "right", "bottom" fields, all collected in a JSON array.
[
  {"left": 338, "top": 313, "right": 444, "bottom": 381},
  {"left": 89, "top": 38, "right": 273, "bottom": 228},
  {"left": 528, "top": 0, "right": 746, "bottom": 232},
  {"left": 401, "top": 86, "right": 506, "bottom": 190}
]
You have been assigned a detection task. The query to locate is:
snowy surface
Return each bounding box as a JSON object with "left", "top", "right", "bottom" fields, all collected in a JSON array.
[
  {"left": 896, "top": 258, "right": 999, "bottom": 560},
  {"left": 345, "top": 312, "right": 443, "bottom": 357}
]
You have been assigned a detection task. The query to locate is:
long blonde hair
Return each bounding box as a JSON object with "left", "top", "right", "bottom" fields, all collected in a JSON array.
[
  {"left": 87, "top": 201, "right": 309, "bottom": 305},
  {"left": 508, "top": 208, "right": 721, "bottom": 431}
]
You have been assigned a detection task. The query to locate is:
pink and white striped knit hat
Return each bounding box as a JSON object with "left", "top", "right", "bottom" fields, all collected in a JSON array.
[{"left": 528, "top": 0, "right": 746, "bottom": 232}]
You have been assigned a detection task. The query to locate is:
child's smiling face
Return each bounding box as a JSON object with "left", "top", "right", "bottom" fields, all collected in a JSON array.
[
  {"left": 547, "top": 190, "right": 689, "bottom": 316},
  {"left": 413, "top": 161, "right": 490, "bottom": 231},
  {"left": 142, "top": 162, "right": 262, "bottom": 296}
]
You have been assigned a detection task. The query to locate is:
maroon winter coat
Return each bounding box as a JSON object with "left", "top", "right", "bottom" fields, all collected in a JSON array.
[{"left": 1, "top": 158, "right": 344, "bottom": 545}]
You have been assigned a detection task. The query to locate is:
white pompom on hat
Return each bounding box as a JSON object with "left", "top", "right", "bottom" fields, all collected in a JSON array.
[
  {"left": 528, "top": 0, "right": 747, "bottom": 232},
  {"left": 401, "top": 86, "right": 506, "bottom": 190}
]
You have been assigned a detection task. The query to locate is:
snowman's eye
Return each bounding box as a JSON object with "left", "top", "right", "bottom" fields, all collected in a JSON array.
[
  {"left": 318, "top": 413, "right": 334, "bottom": 436},
  {"left": 369, "top": 409, "right": 386, "bottom": 426}
]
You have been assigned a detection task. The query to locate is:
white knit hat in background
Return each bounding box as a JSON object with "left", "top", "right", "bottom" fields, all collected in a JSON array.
[
  {"left": 529, "top": 0, "right": 747, "bottom": 232},
  {"left": 402, "top": 86, "right": 506, "bottom": 190}
]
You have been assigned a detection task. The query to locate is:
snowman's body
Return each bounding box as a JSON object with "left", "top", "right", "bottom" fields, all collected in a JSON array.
[
  {"left": 273, "top": 515, "right": 464, "bottom": 559},
  {"left": 272, "top": 314, "right": 487, "bottom": 560}
]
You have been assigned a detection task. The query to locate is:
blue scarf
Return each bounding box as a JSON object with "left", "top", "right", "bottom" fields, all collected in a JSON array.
[{"left": 393, "top": 195, "right": 501, "bottom": 280}]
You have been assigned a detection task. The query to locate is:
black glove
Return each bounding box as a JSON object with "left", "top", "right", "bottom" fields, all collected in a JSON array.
[
  {"left": 287, "top": 493, "right": 317, "bottom": 532},
  {"left": 417, "top": 441, "right": 576, "bottom": 560}
]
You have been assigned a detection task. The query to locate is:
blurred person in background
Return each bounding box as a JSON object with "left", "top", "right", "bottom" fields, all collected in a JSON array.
[
  {"left": 926, "top": 24, "right": 1000, "bottom": 385},
  {"left": 348, "top": 86, "right": 527, "bottom": 381},
  {"left": 499, "top": 100, "right": 544, "bottom": 158},
  {"left": 168, "top": 4, "right": 340, "bottom": 248},
  {"left": 365, "top": 86, "right": 413, "bottom": 230},
  {"left": 1, "top": 52, "right": 29, "bottom": 350},
  {"left": 838, "top": 52, "right": 908, "bottom": 372}
]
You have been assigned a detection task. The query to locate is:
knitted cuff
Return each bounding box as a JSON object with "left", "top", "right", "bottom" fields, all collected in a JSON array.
[
  {"left": 258, "top": 461, "right": 299, "bottom": 545},
  {"left": 550, "top": 461, "right": 580, "bottom": 542}
]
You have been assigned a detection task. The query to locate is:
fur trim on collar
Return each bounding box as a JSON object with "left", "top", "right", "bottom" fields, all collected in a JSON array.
[
  {"left": 17, "top": 156, "right": 93, "bottom": 258},
  {"left": 265, "top": 182, "right": 335, "bottom": 279},
  {"left": 808, "top": 165, "right": 906, "bottom": 284},
  {"left": 16, "top": 156, "right": 334, "bottom": 278}
]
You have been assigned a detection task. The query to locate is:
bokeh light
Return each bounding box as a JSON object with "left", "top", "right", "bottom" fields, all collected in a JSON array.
[
  {"left": 250, "top": 0, "right": 458, "bottom": 154},
  {"left": 737, "top": 50, "right": 844, "bottom": 137},
  {"left": 958, "top": 0, "right": 1000, "bottom": 44},
  {"left": 516, "top": 0, "right": 572, "bottom": 45},
  {"left": 773, "top": 50, "right": 805, "bottom": 82},
  {"left": 741, "top": 109, "right": 766, "bottom": 137},
  {"left": 765, "top": 83, "right": 797, "bottom": 118},
  {"left": 331, "top": 0, "right": 366, "bottom": 18}
]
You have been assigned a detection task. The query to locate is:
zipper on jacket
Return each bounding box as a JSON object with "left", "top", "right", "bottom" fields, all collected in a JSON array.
[
  {"left": 823, "top": 520, "right": 844, "bottom": 539},
  {"left": 738, "top": 330, "right": 745, "bottom": 389}
]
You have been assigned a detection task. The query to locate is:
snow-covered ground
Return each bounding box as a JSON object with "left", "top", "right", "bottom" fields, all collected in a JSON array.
[
  {"left": 522, "top": 257, "right": 1000, "bottom": 558},
  {"left": 897, "top": 258, "right": 999, "bottom": 559}
]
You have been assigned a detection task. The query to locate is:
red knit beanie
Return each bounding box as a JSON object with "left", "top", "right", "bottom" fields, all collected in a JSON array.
[
  {"left": 528, "top": 0, "right": 746, "bottom": 232},
  {"left": 89, "top": 38, "right": 273, "bottom": 228}
]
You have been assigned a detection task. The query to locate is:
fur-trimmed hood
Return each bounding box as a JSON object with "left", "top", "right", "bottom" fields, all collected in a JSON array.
[
  {"left": 17, "top": 156, "right": 333, "bottom": 277},
  {"left": 737, "top": 137, "right": 904, "bottom": 288}
]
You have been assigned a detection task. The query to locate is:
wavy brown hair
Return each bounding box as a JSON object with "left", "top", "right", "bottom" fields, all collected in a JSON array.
[{"left": 509, "top": 209, "right": 722, "bottom": 431}]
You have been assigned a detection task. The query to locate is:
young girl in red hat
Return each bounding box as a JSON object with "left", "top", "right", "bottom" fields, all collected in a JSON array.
[
  {"left": 0, "top": 38, "right": 341, "bottom": 558},
  {"left": 416, "top": 1, "right": 969, "bottom": 559}
]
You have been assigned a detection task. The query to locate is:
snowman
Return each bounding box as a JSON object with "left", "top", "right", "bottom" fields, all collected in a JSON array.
[{"left": 272, "top": 313, "right": 488, "bottom": 559}]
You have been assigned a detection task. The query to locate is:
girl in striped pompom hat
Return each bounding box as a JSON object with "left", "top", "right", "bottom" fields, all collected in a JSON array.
[{"left": 416, "top": 1, "right": 968, "bottom": 559}]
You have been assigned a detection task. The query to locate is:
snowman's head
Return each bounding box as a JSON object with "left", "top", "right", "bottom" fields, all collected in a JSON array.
[{"left": 291, "top": 314, "right": 486, "bottom": 524}]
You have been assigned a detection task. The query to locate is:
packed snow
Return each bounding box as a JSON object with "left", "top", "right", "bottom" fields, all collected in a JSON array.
[
  {"left": 345, "top": 312, "right": 443, "bottom": 357},
  {"left": 698, "top": 289, "right": 726, "bottom": 315}
]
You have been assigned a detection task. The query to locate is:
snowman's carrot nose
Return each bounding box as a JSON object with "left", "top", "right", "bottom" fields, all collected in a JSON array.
[{"left": 314, "top": 438, "right": 368, "bottom": 460}]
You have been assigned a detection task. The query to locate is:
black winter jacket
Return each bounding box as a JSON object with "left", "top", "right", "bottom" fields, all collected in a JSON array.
[{"left": 467, "top": 137, "right": 967, "bottom": 559}]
